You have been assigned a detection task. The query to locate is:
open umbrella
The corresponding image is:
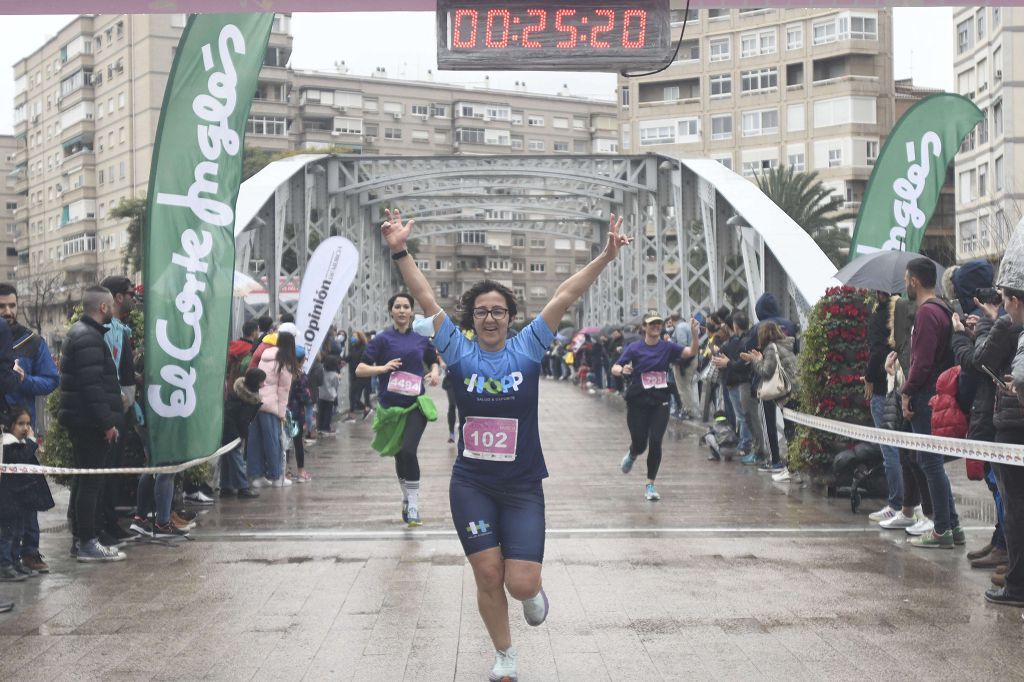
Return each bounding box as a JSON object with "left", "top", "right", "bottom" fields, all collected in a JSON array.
[
  {"left": 834, "top": 251, "right": 944, "bottom": 295},
  {"left": 578, "top": 325, "right": 602, "bottom": 335}
]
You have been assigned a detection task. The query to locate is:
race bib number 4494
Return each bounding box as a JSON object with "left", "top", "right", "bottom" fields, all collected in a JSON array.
[
  {"left": 387, "top": 370, "right": 423, "bottom": 396},
  {"left": 462, "top": 416, "right": 519, "bottom": 462}
]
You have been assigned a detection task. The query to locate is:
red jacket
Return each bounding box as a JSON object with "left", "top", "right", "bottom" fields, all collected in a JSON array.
[{"left": 929, "top": 365, "right": 967, "bottom": 438}]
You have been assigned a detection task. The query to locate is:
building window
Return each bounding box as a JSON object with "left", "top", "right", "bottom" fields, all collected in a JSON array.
[
  {"left": 786, "top": 24, "right": 803, "bottom": 50},
  {"left": 456, "top": 127, "right": 484, "bottom": 144},
  {"left": 741, "top": 68, "right": 778, "bottom": 93},
  {"left": 957, "top": 18, "right": 973, "bottom": 54},
  {"left": 553, "top": 141, "right": 569, "bottom": 152},
  {"left": 993, "top": 7, "right": 1001, "bottom": 27},
  {"left": 527, "top": 140, "right": 545, "bottom": 151},
  {"left": 383, "top": 127, "right": 402, "bottom": 140},
  {"left": 527, "top": 116, "right": 545, "bottom": 127},
  {"left": 978, "top": 162, "right": 987, "bottom": 197},
  {"left": 553, "top": 116, "right": 569, "bottom": 129},
  {"left": 741, "top": 109, "right": 779, "bottom": 137},
  {"left": 709, "top": 74, "right": 732, "bottom": 98},
  {"left": 976, "top": 8, "right": 985, "bottom": 40},
  {"left": 827, "top": 147, "right": 842, "bottom": 168},
  {"left": 333, "top": 117, "right": 362, "bottom": 135},
  {"left": 247, "top": 116, "right": 286, "bottom": 136},
  {"left": 529, "top": 263, "right": 545, "bottom": 273},
  {"left": 709, "top": 37, "right": 730, "bottom": 62},
  {"left": 711, "top": 115, "right": 732, "bottom": 141},
  {"left": 460, "top": 231, "right": 486, "bottom": 244},
  {"left": 742, "top": 158, "right": 777, "bottom": 178},
  {"left": 788, "top": 153, "right": 805, "bottom": 172},
  {"left": 813, "top": 96, "right": 876, "bottom": 127},
  {"left": 959, "top": 170, "right": 975, "bottom": 203},
  {"left": 995, "top": 155, "right": 1004, "bottom": 191},
  {"left": 740, "top": 29, "right": 776, "bottom": 57},
  {"left": 865, "top": 140, "right": 879, "bottom": 165},
  {"left": 620, "top": 86, "right": 630, "bottom": 108},
  {"left": 639, "top": 124, "right": 675, "bottom": 146},
  {"left": 993, "top": 99, "right": 1003, "bottom": 137},
  {"left": 662, "top": 85, "right": 680, "bottom": 101},
  {"left": 677, "top": 118, "right": 699, "bottom": 142}
]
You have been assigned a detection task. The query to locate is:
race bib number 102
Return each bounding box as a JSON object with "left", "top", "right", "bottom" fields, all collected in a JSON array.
[{"left": 462, "top": 416, "right": 519, "bottom": 462}]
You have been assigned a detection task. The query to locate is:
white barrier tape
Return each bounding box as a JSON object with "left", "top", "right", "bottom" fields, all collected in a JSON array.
[
  {"left": 781, "top": 409, "right": 1024, "bottom": 467},
  {"left": 0, "top": 438, "right": 240, "bottom": 475}
]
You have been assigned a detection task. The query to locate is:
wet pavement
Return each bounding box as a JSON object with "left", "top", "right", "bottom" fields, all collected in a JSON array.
[{"left": 2, "top": 379, "right": 1023, "bottom": 680}]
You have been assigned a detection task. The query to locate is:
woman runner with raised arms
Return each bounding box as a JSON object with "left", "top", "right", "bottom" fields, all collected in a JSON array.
[{"left": 380, "top": 208, "right": 631, "bottom": 682}]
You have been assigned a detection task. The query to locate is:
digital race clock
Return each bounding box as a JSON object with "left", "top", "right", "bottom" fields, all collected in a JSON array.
[{"left": 436, "top": 0, "right": 673, "bottom": 72}]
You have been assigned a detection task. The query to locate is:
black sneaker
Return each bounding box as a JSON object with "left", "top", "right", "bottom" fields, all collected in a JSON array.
[
  {"left": 237, "top": 488, "right": 260, "bottom": 499},
  {"left": 985, "top": 587, "right": 1024, "bottom": 608},
  {"left": 219, "top": 488, "right": 237, "bottom": 498},
  {"left": 174, "top": 509, "right": 198, "bottom": 523},
  {"left": 153, "top": 522, "right": 189, "bottom": 538},
  {"left": 12, "top": 561, "right": 37, "bottom": 578},
  {"left": 106, "top": 524, "right": 134, "bottom": 541},
  {"left": 98, "top": 530, "right": 127, "bottom": 549},
  {"left": 69, "top": 538, "right": 79, "bottom": 558},
  {"left": 129, "top": 517, "right": 154, "bottom": 537}
]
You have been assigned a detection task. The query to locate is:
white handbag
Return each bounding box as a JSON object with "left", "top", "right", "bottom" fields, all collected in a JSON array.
[{"left": 756, "top": 343, "right": 792, "bottom": 401}]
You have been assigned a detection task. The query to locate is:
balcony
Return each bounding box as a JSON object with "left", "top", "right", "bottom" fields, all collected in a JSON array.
[
  {"left": 58, "top": 84, "right": 94, "bottom": 111},
  {"left": 59, "top": 50, "right": 94, "bottom": 76},
  {"left": 453, "top": 242, "right": 494, "bottom": 257},
  {"left": 811, "top": 74, "right": 881, "bottom": 96},
  {"left": 60, "top": 217, "right": 97, "bottom": 233},
  {"left": 59, "top": 184, "right": 91, "bottom": 205},
  {"left": 59, "top": 249, "right": 97, "bottom": 272},
  {"left": 250, "top": 98, "right": 290, "bottom": 116},
  {"left": 298, "top": 100, "right": 338, "bottom": 118},
  {"left": 61, "top": 118, "right": 96, "bottom": 146}
]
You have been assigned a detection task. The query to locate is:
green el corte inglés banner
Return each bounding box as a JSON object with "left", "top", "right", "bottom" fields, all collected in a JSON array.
[
  {"left": 143, "top": 13, "right": 273, "bottom": 464},
  {"left": 847, "top": 93, "right": 983, "bottom": 262}
]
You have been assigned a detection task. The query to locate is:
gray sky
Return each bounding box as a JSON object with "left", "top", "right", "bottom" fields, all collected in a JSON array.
[{"left": 0, "top": 8, "right": 952, "bottom": 135}]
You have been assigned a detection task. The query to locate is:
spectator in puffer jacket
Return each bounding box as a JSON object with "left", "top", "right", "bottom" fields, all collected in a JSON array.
[
  {"left": 950, "top": 260, "right": 1006, "bottom": 570},
  {"left": 979, "top": 233, "right": 1024, "bottom": 608},
  {"left": 59, "top": 286, "right": 125, "bottom": 563},
  {"left": 929, "top": 366, "right": 967, "bottom": 438},
  {"left": 221, "top": 368, "right": 265, "bottom": 498},
  {"left": 246, "top": 328, "right": 297, "bottom": 487}
]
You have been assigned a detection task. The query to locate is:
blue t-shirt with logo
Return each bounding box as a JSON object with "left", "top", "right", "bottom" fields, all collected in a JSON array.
[
  {"left": 434, "top": 314, "right": 555, "bottom": 485},
  {"left": 616, "top": 339, "right": 685, "bottom": 400},
  {"left": 362, "top": 327, "right": 438, "bottom": 409}
]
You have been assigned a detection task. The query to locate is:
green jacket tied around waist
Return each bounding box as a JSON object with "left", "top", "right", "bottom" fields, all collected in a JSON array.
[{"left": 371, "top": 395, "right": 438, "bottom": 457}]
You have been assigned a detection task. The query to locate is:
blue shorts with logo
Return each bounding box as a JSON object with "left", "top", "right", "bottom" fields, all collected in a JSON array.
[{"left": 449, "top": 471, "right": 545, "bottom": 563}]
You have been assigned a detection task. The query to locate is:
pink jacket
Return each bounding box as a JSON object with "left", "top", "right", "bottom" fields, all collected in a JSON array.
[{"left": 257, "top": 346, "right": 293, "bottom": 419}]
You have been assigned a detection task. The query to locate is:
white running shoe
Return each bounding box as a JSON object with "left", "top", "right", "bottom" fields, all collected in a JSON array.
[
  {"left": 488, "top": 647, "right": 517, "bottom": 682},
  {"left": 271, "top": 477, "right": 293, "bottom": 488},
  {"left": 905, "top": 517, "right": 934, "bottom": 536},
  {"left": 879, "top": 510, "right": 916, "bottom": 529},
  {"left": 772, "top": 468, "right": 793, "bottom": 482},
  {"left": 868, "top": 505, "right": 896, "bottom": 522},
  {"left": 522, "top": 588, "right": 549, "bottom": 626},
  {"left": 184, "top": 491, "right": 215, "bottom": 505},
  {"left": 249, "top": 478, "right": 272, "bottom": 489}
]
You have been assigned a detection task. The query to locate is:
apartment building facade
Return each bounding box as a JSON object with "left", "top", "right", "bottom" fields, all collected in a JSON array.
[
  {"left": 0, "top": 136, "right": 20, "bottom": 285},
  {"left": 12, "top": 13, "right": 617, "bottom": 337},
  {"left": 953, "top": 6, "right": 1022, "bottom": 262},
  {"left": 618, "top": 6, "right": 895, "bottom": 230}
]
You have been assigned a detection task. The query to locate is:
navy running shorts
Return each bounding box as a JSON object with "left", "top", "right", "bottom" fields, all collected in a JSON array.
[{"left": 449, "top": 472, "right": 546, "bottom": 563}]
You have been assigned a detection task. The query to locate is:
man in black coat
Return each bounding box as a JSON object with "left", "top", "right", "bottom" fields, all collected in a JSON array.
[
  {"left": 59, "top": 286, "right": 126, "bottom": 563},
  {"left": 0, "top": 292, "right": 23, "bottom": 611}
]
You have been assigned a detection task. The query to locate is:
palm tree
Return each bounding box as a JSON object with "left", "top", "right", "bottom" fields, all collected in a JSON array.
[{"left": 755, "top": 165, "right": 856, "bottom": 268}]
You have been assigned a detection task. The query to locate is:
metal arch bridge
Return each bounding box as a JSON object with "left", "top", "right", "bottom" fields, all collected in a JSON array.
[{"left": 234, "top": 153, "right": 837, "bottom": 332}]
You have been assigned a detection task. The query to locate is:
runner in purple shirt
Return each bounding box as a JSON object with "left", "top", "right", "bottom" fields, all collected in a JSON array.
[
  {"left": 356, "top": 292, "right": 440, "bottom": 527},
  {"left": 612, "top": 312, "right": 699, "bottom": 501},
  {"left": 379, "top": 207, "right": 631, "bottom": 682}
]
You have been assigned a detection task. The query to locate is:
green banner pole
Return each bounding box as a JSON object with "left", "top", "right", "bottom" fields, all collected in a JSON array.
[
  {"left": 848, "top": 93, "right": 983, "bottom": 262},
  {"left": 143, "top": 13, "right": 274, "bottom": 465}
]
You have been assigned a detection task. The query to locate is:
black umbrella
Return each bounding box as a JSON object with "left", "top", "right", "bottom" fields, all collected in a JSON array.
[{"left": 834, "top": 251, "right": 945, "bottom": 295}]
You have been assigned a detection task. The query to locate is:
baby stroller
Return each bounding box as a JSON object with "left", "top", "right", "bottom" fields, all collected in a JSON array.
[
  {"left": 830, "top": 442, "right": 887, "bottom": 513},
  {"left": 703, "top": 411, "right": 738, "bottom": 462}
]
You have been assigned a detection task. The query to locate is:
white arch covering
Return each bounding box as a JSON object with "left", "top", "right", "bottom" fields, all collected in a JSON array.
[
  {"left": 234, "top": 153, "right": 327, "bottom": 238},
  {"left": 680, "top": 158, "right": 838, "bottom": 308}
]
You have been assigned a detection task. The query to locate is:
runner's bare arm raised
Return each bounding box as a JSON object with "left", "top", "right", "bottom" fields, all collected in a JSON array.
[
  {"left": 539, "top": 213, "right": 632, "bottom": 332},
  {"left": 380, "top": 209, "right": 446, "bottom": 334}
]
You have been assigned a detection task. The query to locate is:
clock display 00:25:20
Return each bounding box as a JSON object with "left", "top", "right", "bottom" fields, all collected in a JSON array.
[{"left": 448, "top": 7, "right": 651, "bottom": 51}]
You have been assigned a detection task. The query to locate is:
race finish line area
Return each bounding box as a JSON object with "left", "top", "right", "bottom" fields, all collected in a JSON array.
[{"left": 4, "top": 382, "right": 1020, "bottom": 679}]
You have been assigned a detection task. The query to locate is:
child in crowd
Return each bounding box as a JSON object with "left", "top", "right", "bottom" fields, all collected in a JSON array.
[
  {"left": 318, "top": 354, "right": 341, "bottom": 435},
  {"left": 288, "top": 347, "right": 315, "bottom": 482},
  {"left": 0, "top": 407, "right": 54, "bottom": 581}
]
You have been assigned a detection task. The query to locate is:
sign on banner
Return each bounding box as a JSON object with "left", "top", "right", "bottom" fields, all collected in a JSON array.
[
  {"left": 143, "top": 13, "right": 274, "bottom": 465},
  {"left": 847, "top": 93, "right": 983, "bottom": 262},
  {"left": 295, "top": 237, "right": 359, "bottom": 372}
]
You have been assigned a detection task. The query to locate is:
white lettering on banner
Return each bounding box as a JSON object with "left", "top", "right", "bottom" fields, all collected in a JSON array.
[
  {"left": 149, "top": 24, "right": 246, "bottom": 419},
  {"left": 884, "top": 132, "right": 941, "bottom": 251}
]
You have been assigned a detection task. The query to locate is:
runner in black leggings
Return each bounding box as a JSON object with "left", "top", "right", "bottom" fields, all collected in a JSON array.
[{"left": 612, "top": 312, "right": 699, "bottom": 501}]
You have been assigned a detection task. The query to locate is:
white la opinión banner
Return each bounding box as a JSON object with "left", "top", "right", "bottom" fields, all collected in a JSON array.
[{"left": 296, "top": 236, "right": 359, "bottom": 371}]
